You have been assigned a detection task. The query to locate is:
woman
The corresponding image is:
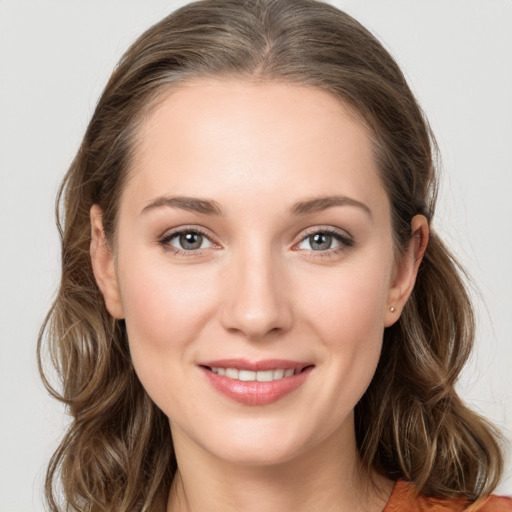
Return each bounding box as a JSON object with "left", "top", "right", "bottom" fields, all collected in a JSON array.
[{"left": 38, "top": 0, "right": 511, "bottom": 511}]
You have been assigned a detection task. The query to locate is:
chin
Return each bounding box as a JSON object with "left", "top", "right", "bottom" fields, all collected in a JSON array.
[
  {"left": 210, "top": 439, "right": 306, "bottom": 467},
  {"left": 176, "top": 415, "right": 325, "bottom": 468}
]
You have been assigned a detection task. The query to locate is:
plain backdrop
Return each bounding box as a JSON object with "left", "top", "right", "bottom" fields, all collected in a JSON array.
[{"left": 1, "top": 1, "right": 511, "bottom": 510}]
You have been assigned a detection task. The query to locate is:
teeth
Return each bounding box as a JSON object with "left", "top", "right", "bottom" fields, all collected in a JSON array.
[
  {"left": 225, "top": 368, "right": 239, "bottom": 379},
  {"left": 210, "top": 367, "right": 299, "bottom": 381},
  {"left": 239, "top": 370, "right": 256, "bottom": 381},
  {"left": 256, "top": 370, "right": 273, "bottom": 382},
  {"left": 273, "top": 369, "right": 284, "bottom": 379}
]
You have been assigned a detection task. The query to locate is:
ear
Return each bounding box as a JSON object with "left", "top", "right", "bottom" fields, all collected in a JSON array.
[
  {"left": 90, "top": 205, "right": 125, "bottom": 319},
  {"left": 384, "top": 214, "right": 429, "bottom": 327}
]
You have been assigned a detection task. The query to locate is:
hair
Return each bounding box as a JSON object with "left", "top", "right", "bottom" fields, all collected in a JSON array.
[{"left": 38, "top": 0, "right": 504, "bottom": 510}]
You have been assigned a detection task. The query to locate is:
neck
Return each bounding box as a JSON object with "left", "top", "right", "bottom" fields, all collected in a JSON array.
[{"left": 166, "top": 422, "right": 393, "bottom": 512}]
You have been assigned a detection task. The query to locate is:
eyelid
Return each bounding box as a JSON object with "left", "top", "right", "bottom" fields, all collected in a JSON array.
[{"left": 159, "top": 224, "right": 212, "bottom": 241}]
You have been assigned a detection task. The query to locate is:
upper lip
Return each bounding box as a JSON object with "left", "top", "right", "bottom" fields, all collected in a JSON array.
[{"left": 199, "top": 358, "right": 313, "bottom": 372}]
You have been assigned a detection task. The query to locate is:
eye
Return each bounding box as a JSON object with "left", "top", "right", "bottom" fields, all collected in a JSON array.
[
  {"left": 161, "top": 229, "right": 214, "bottom": 252},
  {"left": 296, "top": 229, "right": 353, "bottom": 252}
]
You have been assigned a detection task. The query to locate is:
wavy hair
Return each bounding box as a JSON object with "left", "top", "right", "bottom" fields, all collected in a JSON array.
[{"left": 38, "top": 0, "right": 503, "bottom": 510}]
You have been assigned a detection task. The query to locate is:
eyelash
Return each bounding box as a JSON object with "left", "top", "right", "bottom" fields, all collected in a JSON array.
[{"left": 158, "top": 226, "right": 354, "bottom": 258}]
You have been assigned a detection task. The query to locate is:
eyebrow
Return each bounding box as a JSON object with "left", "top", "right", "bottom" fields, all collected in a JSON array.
[
  {"left": 290, "top": 195, "right": 372, "bottom": 218},
  {"left": 141, "top": 196, "right": 223, "bottom": 216},
  {"left": 140, "top": 194, "right": 372, "bottom": 218}
]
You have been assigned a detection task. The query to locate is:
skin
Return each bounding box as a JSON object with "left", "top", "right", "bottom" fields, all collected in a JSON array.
[{"left": 90, "top": 80, "right": 428, "bottom": 512}]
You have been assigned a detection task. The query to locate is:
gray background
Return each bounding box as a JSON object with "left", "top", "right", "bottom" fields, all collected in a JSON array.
[{"left": 1, "top": 1, "right": 511, "bottom": 510}]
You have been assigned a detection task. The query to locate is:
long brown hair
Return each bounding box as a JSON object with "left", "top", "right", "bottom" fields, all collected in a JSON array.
[{"left": 38, "top": 0, "right": 503, "bottom": 510}]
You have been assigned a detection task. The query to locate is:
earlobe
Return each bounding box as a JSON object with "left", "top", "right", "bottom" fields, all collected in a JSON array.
[
  {"left": 90, "top": 205, "right": 125, "bottom": 319},
  {"left": 384, "top": 214, "right": 429, "bottom": 327}
]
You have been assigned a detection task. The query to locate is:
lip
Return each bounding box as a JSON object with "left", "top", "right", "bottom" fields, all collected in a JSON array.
[
  {"left": 199, "top": 359, "right": 314, "bottom": 405},
  {"left": 200, "top": 358, "right": 309, "bottom": 372}
]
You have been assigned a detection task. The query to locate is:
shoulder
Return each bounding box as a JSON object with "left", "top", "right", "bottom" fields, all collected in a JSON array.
[
  {"left": 383, "top": 480, "right": 512, "bottom": 512},
  {"left": 467, "top": 495, "right": 512, "bottom": 512}
]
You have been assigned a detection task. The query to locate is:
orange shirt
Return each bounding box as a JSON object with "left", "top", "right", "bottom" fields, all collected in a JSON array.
[{"left": 383, "top": 480, "right": 512, "bottom": 512}]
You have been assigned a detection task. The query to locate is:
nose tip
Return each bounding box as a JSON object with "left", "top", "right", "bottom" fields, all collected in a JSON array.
[
  {"left": 219, "top": 261, "right": 293, "bottom": 340},
  {"left": 226, "top": 309, "right": 282, "bottom": 340}
]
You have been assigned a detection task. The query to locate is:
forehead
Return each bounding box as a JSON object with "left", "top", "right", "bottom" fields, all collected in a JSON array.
[{"left": 124, "top": 79, "right": 389, "bottom": 219}]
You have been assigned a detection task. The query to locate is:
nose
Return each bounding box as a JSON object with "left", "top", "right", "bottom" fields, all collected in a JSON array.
[{"left": 219, "top": 247, "right": 293, "bottom": 340}]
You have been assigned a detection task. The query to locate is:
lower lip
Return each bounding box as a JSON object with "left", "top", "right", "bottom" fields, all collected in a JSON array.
[{"left": 201, "top": 367, "right": 313, "bottom": 405}]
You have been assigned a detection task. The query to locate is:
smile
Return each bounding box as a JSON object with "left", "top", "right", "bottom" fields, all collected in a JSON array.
[{"left": 200, "top": 359, "right": 314, "bottom": 405}]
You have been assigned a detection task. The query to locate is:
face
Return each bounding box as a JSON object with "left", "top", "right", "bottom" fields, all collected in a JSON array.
[{"left": 91, "top": 80, "right": 420, "bottom": 467}]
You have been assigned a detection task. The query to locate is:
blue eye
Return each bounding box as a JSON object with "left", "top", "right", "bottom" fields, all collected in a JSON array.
[{"left": 165, "top": 230, "right": 213, "bottom": 251}]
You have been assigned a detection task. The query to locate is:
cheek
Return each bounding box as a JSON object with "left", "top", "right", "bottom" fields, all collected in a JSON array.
[
  {"left": 300, "top": 257, "right": 391, "bottom": 342},
  {"left": 116, "top": 250, "right": 219, "bottom": 382},
  {"left": 296, "top": 253, "right": 392, "bottom": 399}
]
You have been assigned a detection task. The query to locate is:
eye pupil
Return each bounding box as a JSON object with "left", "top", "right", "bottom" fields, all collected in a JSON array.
[
  {"left": 310, "top": 233, "right": 332, "bottom": 250},
  {"left": 179, "top": 232, "right": 203, "bottom": 250}
]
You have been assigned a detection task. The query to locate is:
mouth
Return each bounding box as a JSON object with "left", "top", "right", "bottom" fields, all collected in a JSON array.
[{"left": 199, "top": 359, "right": 314, "bottom": 405}]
